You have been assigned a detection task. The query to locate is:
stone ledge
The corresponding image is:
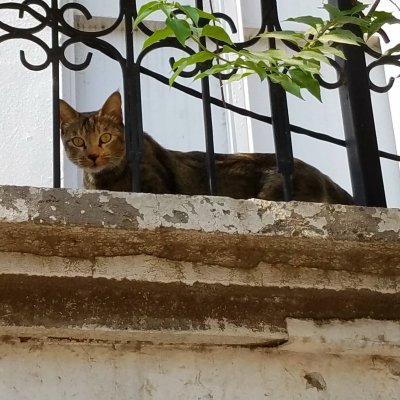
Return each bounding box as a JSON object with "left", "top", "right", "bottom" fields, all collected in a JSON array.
[
  {"left": 0, "top": 273, "right": 399, "bottom": 348},
  {"left": 0, "top": 185, "right": 399, "bottom": 348},
  {"left": 0, "top": 185, "right": 399, "bottom": 272}
]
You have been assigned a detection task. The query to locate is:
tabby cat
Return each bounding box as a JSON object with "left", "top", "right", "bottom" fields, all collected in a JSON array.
[{"left": 60, "top": 91, "right": 353, "bottom": 205}]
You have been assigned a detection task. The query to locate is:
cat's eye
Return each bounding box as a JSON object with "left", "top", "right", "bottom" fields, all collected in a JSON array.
[
  {"left": 99, "top": 133, "right": 112, "bottom": 144},
  {"left": 71, "top": 137, "right": 85, "bottom": 147}
]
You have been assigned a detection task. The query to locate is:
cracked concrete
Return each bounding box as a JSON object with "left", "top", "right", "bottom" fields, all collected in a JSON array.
[
  {"left": 0, "top": 186, "right": 399, "bottom": 273},
  {"left": 0, "top": 184, "right": 399, "bottom": 344},
  {"left": 1, "top": 185, "right": 400, "bottom": 399},
  {"left": 0, "top": 186, "right": 399, "bottom": 239}
]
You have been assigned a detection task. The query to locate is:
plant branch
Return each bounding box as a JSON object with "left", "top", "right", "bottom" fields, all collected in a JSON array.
[{"left": 136, "top": 0, "right": 399, "bottom": 100}]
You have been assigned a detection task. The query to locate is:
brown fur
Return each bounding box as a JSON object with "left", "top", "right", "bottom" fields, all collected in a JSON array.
[{"left": 60, "top": 92, "right": 353, "bottom": 205}]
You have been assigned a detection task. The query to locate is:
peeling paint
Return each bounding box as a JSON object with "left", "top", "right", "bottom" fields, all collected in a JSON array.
[
  {"left": 0, "top": 185, "right": 399, "bottom": 399},
  {"left": 0, "top": 185, "right": 399, "bottom": 240},
  {"left": 163, "top": 210, "right": 189, "bottom": 224},
  {"left": 0, "top": 186, "right": 399, "bottom": 272},
  {"left": 376, "top": 212, "right": 400, "bottom": 234}
]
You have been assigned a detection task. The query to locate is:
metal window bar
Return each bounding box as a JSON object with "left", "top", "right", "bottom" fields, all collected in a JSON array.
[
  {"left": 51, "top": 0, "right": 61, "bottom": 188},
  {"left": 1, "top": 0, "right": 399, "bottom": 207},
  {"left": 263, "top": 0, "right": 294, "bottom": 201},
  {"left": 196, "top": 0, "right": 217, "bottom": 195},
  {"left": 123, "top": 0, "right": 143, "bottom": 192},
  {"left": 329, "top": 0, "right": 387, "bottom": 207}
]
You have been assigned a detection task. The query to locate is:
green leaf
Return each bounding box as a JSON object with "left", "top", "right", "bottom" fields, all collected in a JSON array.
[
  {"left": 194, "top": 63, "right": 236, "bottom": 81},
  {"left": 176, "top": 5, "right": 200, "bottom": 26},
  {"left": 194, "top": 8, "right": 217, "bottom": 21},
  {"left": 384, "top": 42, "right": 400, "bottom": 56},
  {"left": 304, "top": 26, "right": 319, "bottom": 36},
  {"left": 166, "top": 18, "right": 191, "bottom": 46},
  {"left": 176, "top": 6, "right": 217, "bottom": 23},
  {"left": 136, "top": 0, "right": 159, "bottom": 15},
  {"left": 333, "top": 16, "right": 369, "bottom": 28},
  {"left": 240, "top": 50, "right": 276, "bottom": 64},
  {"left": 296, "top": 50, "right": 330, "bottom": 65},
  {"left": 226, "top": 72, "right": 254, "bottom": 83},
  {"left": 169, "top": 59, "right": 189, "bottom": 85},
  {"left": 190, "top": 26, "right": 203, "bottom": 38},
  {"left": 318, "top": 30, "right": 362, "bottom": 45},
  {"left": 142, "top": 26, "right": 174, "bottom": 50},
  {"left": 370, "top": 11, "right": 400, "bottom": 25},
  {"left": 259, "top": 31, "right": 306, "bottom": 45},
  {"left": 270, "top": 74, "right": 303, "bottom": 99},
  {"left": 200, "top": 25, "right": 233, "bottom": 45},
  {"left": 261, "top": 48, "right": 287, "bottom": 61},
  {"left": 237, "top": 60, "right": 268, "bottom": 79},
  {"left": 173, "top": 51, "right": 215, "bottom": 69},
  {"left": 364, "top": 11, "right": 400, "bottom": 38},
  {"left": 317, "top": 45, "right": 346, "bottom": 59},
  {"left": 348, "top": 2, "right": 370, "bottom": 15},
  {"left": 322, "top": 4, "right": 341, "bottom": 18},
  {"left": 285, "top": 57, "right": 319, "bottom": 70},
  {"left": 286, "top": 16, "right": 324, "bottom": 28},
  {"left": 324, "top": 2, "right": 367, "bottom": 17},
  {"left": 133, "top": 1, "right": 160, "bottom": 28},
  {"left": 220, "top": 45, "right": 241, "bottom": 55},
  {"left": 160, "top": 4, "right": 174, "bottom": 18},
  {"left": 289, "top": 69, "right": 321, "bottom": 101},
  {"left": 288, "top": 61, "right": 320, "bottom": 75},
  {"left": 202, "top": 63, "right": 234, "bottom": 75},
  {"left": 136, "top": 0, "right": 399, "bottom": 100}
]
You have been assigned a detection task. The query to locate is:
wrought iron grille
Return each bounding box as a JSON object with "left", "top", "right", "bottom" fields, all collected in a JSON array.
[{"left": 1, "top": 0, "right": 400, "bottom": 207}]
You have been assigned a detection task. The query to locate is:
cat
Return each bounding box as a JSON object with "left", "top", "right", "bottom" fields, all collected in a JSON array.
[{"left": 59, "top": 91, "right": 353, "bottom": 205}]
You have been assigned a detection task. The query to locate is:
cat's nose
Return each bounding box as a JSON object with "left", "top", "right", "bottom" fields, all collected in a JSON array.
[{"left": 88, "top": 154, "right": 98, "bottom": 162}]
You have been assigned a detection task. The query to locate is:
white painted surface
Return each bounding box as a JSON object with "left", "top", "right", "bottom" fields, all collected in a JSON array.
[
  {"left": 0, "top": 1, "right": 53, "bottom": 187},
  {"left": 0, "top": 185, "right": 399, "bottom": 398},
  {"left": 0, "top": 340, "right": 399, "bottom": 400}
]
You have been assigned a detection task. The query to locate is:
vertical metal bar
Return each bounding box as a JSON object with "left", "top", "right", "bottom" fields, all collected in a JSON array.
[
  {"left": 200, "top": 73, "right": 217, "bottom": 195},
  {"left": 51, "top": 0, "right": 61, "bottom": 188},
  {"left": 268, "top": 82, "right": 293, "bottom": 201},
  {"left": 196, "top": 0, "right": 216, "bottom": 195},
  {"left": 123, "top": 0, "right": 142, "bottom": 192},
  {"left": 263, "top": 0, "right": 293, "bottom": 201},
  {"left": 329, "top": 0, "right": 386, "bottom": 207}
]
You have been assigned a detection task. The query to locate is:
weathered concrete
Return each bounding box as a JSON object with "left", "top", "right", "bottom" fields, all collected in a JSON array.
[
  {"left": 1, "top": 273, "right": 400, "bottom": 346},
  {"left": 1, "top": 185, "right": 400, "bottom": 398},
  {"left": 0, "top": 185, "right": 399, "bottom": 272},
  {"left": 1, "top": 341, "right": 399, "bottom": 400},
  {"left": 0, "top": 185, "right": 399, "bottom": 347}
]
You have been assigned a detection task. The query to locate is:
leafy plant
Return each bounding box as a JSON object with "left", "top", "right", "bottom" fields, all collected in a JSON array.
[{"left": 134, "top": 1, "right": 399, "bottom": 100}]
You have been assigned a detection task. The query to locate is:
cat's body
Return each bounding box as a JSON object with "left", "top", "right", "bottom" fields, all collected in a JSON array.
[{"left": 60, "top": 92, "right": 353, "bottom": 205}]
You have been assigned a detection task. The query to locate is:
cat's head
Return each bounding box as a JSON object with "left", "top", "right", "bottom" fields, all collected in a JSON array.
[{"left": 60, "top": 91, "right": 126, "bottom": 173}]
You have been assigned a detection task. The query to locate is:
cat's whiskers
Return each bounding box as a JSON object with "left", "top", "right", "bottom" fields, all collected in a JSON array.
[
  {"left": 77, "top": 158, "right": 95, "bottom": 169},
  {"left": 102, "top": 154, "right": 124, "bottom": 166}
]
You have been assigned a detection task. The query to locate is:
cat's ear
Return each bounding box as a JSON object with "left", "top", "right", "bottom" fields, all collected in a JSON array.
[
  {"left": 59, "top": 100, "right": 79, "bottom": 128},
  {"left": 99, "top": 91, "right": 122, "bottom": 124}
]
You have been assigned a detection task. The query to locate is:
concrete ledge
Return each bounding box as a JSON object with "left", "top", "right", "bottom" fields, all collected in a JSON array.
[
  {"left": 0, "top": 186, "right": 399, "bottom": 271},
  {"left": 0, "top": 185, "right": 399, "bottom": 348}
]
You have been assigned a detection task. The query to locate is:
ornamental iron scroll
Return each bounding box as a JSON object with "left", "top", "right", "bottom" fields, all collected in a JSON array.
[{"left": 1, "top": 0, "right": 400, "bottom": 206}]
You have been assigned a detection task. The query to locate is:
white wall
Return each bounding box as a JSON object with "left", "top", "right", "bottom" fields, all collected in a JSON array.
[
  {"left": 1, "top": 342, "right": 400, "bottom": 400},
  {"left": 0, "top": 1, "right": 53, "bottom": 187}
]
